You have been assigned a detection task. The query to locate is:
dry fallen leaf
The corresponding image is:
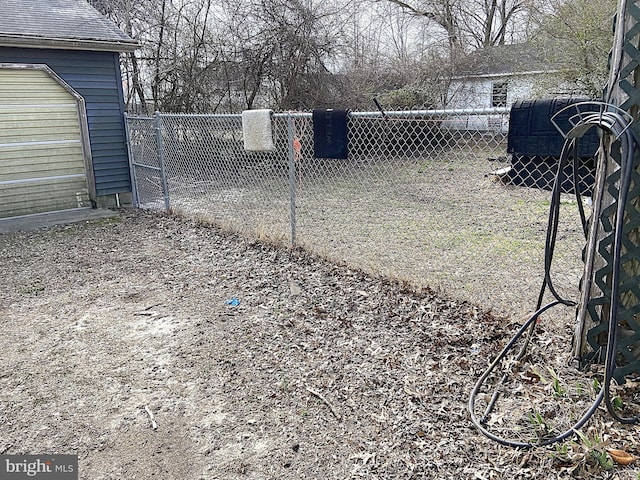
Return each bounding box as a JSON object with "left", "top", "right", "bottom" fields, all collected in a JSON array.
[{"left": 607, "top": 448, "right": 636, "bottom": 465}]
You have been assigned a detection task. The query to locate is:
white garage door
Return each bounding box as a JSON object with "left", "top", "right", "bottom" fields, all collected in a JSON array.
[{"left": 0, "top": 66, "right": 91, "bottom": 218}]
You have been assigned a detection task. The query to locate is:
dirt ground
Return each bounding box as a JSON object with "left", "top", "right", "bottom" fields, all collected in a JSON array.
[{"left": 0, "top": 209, "right": 638, "bottom": 479}]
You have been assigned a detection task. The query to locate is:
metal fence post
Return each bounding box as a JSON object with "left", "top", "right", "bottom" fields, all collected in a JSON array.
[
  {"left": 286, "top": 114, "right": 297, "bottom": 245},
  {"left": 123, "top": 112, "right": 139, "bottom": 208},
  {"left": 154, "top": 111, "right": 171, "bottom": 212}
]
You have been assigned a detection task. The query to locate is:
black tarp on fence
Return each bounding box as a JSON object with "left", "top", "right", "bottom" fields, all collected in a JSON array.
[{"left": 506, "top": 98, "right": 599, "bottom": 196}]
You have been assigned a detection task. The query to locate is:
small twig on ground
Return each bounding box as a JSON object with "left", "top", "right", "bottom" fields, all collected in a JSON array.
[
  {"left": 305, "top": 386, "right": 341, "bottom": 421},
  {"left": 134, "top": 304, "right": 163, "bottom": 316},
  {"left": 144, "top": 405, "right": 159, "bottom": 430}
]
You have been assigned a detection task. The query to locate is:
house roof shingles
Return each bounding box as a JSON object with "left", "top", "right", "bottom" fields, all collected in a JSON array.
[
  {"left": 0, "top": 0, "right": 137, "bottom": 52},
  {"left": 454, "top": 43, "right": 556, "bottom": 78}
]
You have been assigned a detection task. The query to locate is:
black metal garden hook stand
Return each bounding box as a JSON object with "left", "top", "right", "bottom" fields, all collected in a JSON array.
[{"left": 468, "top": 102, "right": 640, "bottom": 448}]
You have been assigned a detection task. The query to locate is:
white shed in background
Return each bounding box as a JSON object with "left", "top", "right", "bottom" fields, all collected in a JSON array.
[{"left": 445, "top": 44, "right": 573, "bottom": 132}]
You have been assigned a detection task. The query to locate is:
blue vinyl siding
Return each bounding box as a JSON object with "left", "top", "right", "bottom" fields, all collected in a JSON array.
[{"left": 0, "top": 47, "right": 130, "bottom": 195}]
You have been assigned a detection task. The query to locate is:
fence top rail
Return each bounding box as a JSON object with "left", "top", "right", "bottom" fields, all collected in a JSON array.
[
  {"left": 125, "top": 107, "right": 510, "bottom": 122},
  {"left": 125, "top": 114, "right": 156, "bottom": 121},
  {"left": 347, "top": 107, "right": 510, "bottom": 117}
]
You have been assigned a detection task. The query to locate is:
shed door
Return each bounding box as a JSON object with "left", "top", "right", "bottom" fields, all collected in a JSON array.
[{"left": 0, "top": 67, "right": 90, "bottom": 218}]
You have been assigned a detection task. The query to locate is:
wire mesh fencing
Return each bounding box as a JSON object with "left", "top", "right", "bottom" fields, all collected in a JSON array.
[
  {"left": 126, "top": 115, "right": 168, "bottom": 211},
  {"left": 126, "top": 109, "right": 593, "bottom": 319}
]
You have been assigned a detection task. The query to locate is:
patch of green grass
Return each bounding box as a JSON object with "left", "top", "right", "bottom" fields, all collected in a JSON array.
[
  {"left": 549, "top": 441, "right": 572, "bottom": 464},
  {"left": 528, "top": 410, "right": 555, "bottom": 442},
  {"left": 575, "top": 430, "right": 614, "bottom": 471},
  {"left": 461, "top": 228, "right": 542, "bottom": 258}
]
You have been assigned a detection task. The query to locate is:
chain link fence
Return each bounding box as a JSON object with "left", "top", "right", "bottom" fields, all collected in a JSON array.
[{"left": 126, "top": 109, "right": 594, "bottom": 318}]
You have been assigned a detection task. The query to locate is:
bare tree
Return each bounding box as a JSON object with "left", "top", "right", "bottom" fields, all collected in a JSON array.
[
  {"left": 89, "top": 0, "right": 609, "bottom": 112},
  {"left": 531, "top": 0, "right": 616, "bottom": 98},
  {"left": 89, "top": 0, "right": 456, "bottom": 111},
  {"left": 217, "top": 0, "right": 349, "bottom": 110},
  {"left": 90, "top": 0, "right": 232, "bottom": 113},
  {"left": 375, "top": 0, "right": 539, "bottom": 53},
  {"left": 88, "top": 0, "right": 154, "bottom": 113},
  {"left": 460, "top": 0, "right": 537, "bottom": 49},
  {"left": 378, "top": 0, "right": 462, "bottom": 53},
  {"left": 155, "top": 0, "right": 227, "bottom": 112}
]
